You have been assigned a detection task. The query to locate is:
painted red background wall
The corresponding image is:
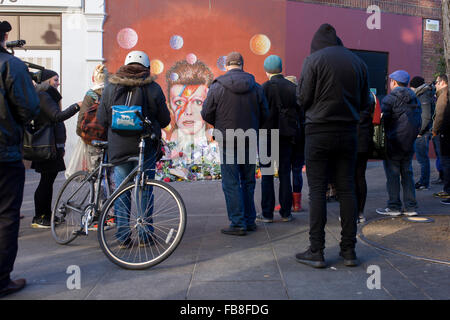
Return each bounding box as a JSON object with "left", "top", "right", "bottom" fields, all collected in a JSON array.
[
  {"left": 104, "top": 0, "right": 423, "bottom": 91},
  {"left": 285, "top": 2, "right": 423, "bottom": 81},
  {"left": 104, "top": 0, "right": 286, "bottom": 95}
]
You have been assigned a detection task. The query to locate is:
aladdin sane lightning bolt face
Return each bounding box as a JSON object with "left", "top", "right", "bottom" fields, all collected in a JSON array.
[{"left": 170, "top": 84, "right": 208, "bottom": 136}]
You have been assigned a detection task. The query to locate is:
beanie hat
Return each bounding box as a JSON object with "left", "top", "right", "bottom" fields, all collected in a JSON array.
[
  {"left": 41, "top": 69, "right": 58, "bottom": 82},
  {"left": 409, "top": 76, "right": 425, "bottom": 89},
  {"left": 0, "top": 21, "right": 12, "bottom": 33},
  {"left": 389, "top": 70, "right": 410, "bottom": 86},
  {"left": 225, "top": 52, "right": 243, "bottom": 66},
  {"left": 264, "top": 55, "right": 282, "bottom": 74}
]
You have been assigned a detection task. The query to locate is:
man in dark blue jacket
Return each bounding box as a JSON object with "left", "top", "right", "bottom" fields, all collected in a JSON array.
[
  {"left": 201, "top": 52, "right": 269, "bottom": 236},
  {"left": 0, "top": 21, "right": 40, "bottom": 297},
  {"left": 376, "top": 70, "right": 421, "bottom": 217},
  {"left": 295, "top": 24, "right": 372, "bottom": 268}
]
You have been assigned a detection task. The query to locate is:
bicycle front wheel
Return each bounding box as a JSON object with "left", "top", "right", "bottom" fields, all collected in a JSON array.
[
  {"left": 52, "top": 171, "right": 94, "bottom": 245},
  {"left": 98, "top": 179, "right": 186, "bottom": 270}
]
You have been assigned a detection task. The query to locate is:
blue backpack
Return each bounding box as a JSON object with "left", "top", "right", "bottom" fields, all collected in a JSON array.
[{"left": 111, "top": 90, "right": 143, "bottom": 132}]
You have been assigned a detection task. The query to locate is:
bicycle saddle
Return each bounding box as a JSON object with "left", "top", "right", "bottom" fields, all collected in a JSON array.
[{"left": 91, "top": 140, "right": 108, "bottom": 149}]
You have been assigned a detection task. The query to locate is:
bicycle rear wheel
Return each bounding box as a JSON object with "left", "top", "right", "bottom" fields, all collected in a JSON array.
[
  {"left": 98, "top": 179, "right": 186, "bottom": 270},
  {"left": 52, "top": 171, "right": 94, "bottom": 245}
]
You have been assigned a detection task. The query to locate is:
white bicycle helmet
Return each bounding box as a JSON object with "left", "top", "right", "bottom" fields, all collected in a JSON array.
[{"left": 124, "top": 50, "right": 150, "bottom": 68}]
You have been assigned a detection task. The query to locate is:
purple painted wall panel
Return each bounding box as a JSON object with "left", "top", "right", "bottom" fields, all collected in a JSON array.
[{"left": 285, "top": 2, "right": 423, "bottom": 82}]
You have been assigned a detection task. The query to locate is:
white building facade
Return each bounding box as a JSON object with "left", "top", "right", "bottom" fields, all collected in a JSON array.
[{"left": 0, "top": 0, "right": 106, "bottom": 161}]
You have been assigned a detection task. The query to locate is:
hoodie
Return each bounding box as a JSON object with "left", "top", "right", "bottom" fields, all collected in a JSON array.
[
  {"left": 297, "top": 24, "right": 371, "bottom": 134},
  {"left": 201, "top": 68, "right": 269, "bottom": 137},
  {"left": 97, "top": 65, "right": 170, "bottom": 164},
  {"left": 381, "top": 86, "right": 422, "bottom": 160}
]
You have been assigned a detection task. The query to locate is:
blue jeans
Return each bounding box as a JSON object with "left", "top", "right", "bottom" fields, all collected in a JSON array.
[
  {"left": 114, "top": 150, "right": 156, "bottom": 243},
  {"left": 432, "top": 135, "right": 443, "bottom": 177},
  {"left": 220, "top": 161, "right": 257, "bottom": 230},
  {"left": 382, "top": 157, "right": 417, "bottom": 211},
  {"left": 414, "top": 133, "right": 431, "bottom": 187}
]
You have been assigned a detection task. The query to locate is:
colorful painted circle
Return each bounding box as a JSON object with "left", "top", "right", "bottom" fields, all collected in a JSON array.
[
  {"left": 250, "top": 34, "right": 271, "bottom": 55},
  {"left": 217, "top": 56, "right": 227, "bottom": 71},
  {"left": 170, "top": 73, "right": 179, "bottom": 81},
  {"left": 186, "top": 53, "right": 197, "bottom": 65},
  {"left": 150, "top": 59, "right": 164, "bottom": 75},
  {"left": 117, "top": 28, "right": 138, "bottom": 50},
  {"left": 170, "top": 35, "right": 184, "bottom": 50}
]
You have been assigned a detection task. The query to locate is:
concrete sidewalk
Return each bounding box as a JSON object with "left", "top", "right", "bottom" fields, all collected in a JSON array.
[{"left": 4, "top": 160, "right": 450, "bottom": 300}]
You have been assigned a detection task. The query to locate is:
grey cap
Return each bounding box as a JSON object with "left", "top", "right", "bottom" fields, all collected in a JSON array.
[{"left": 225, "top": 52, "right": 243, "bottom": 66}]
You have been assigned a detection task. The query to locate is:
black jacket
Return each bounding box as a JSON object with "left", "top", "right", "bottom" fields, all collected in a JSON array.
[
  {"left": 31, "top": 82, "right": 79, "bottom": 172},
  {"left": 33, "top": 82, "right": 79, "bottom": 146},
  {"left": 413, "top": 83, "right": 435, "bottom": 136},
  {"left": 297, "top": 24, "right": 372, "bottom": 135},
  {"left": 261, "top": 74, "right": 303, "bottom": 133},
  {"left": 0, "top": 48, "right": 40, "bottom": 162},
  {"left": 201, "top": 68, "right": 269, "bottom": 138},
  {"left": 97, "top": 71, "right": 171, "bottom": 164},
  {"left": 381, "top": 86, "right": 422, "bottom": 160}
]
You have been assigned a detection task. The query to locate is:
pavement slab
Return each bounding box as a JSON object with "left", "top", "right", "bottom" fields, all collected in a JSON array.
[{"left": 2, "top": 160, "right": 449, "bottom": 300}]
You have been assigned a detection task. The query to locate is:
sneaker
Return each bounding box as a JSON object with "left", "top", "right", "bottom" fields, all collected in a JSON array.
[
  {"left": 118, "top": 238, "right": 133, "bottom": 249},
  {"left": 139, "top": 237, "right": 155, "bottom": 247},
  {"left": 295, "top": 247, "right": 326, "bottom": 268},
  {"left": 440, "top": 198, "right": 450, "bottom": 205},
  {"left": 431, "top": 178, "right": 444, "bottom": 185},
  {"left": 221, "top": 227, "right": 247, "bottom": 236},
  {"left": 376, "top": 208, "right": 402, "bottom": 216},
  {"left": 339, "top": 249, "right": 359, "bottom": 267},
  {"left": 31, "top": 216, "right": 51, "bottom": 229},
  {"left": 246, "top": 224, "right": 257, "bottom": 232},
  {"left": 415, "top": 183, "right": 429, "bottom": 191},
  {"left": 255, "top": 214, "right": 273, "bottom": 223},
  {"left": 281, "top": 214, "right": 294, "bottom": 222},
  {"left": 88, "top": 218, "right": 115, "bottom": 231},
  {"left": 433, "top": 191, "right": 450, "bottom": 199},
  {"left": 274, "top": 205, "right": 281, "bottom": 211},
  {"left": 403, "top": 210, "right": 418, "bottom": 216}
]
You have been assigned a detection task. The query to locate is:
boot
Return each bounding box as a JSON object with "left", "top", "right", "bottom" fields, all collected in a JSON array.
[{"left": 292, "top": 192, "right": 302, "bottom": 212}]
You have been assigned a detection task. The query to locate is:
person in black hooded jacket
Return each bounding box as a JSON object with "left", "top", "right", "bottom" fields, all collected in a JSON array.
[
  {"left": 96, "top": 51, "right": 170, "bottom": 247},
  {"left": 31, "top": 70, "right": 81, "bottom": 229},
  {"left": 201, "top": 52, "right": 269, "bottom": 236},
  {"left": 295, "top": 24, "right": 372, "bottom": 268}
]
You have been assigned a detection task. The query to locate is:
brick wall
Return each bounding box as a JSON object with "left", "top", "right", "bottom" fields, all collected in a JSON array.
[{"left": 291, "top": 0, "right": 444, "bottom": 82}]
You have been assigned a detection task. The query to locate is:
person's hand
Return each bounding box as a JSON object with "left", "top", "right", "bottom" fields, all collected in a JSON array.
[
  {"left": 417, "top": 134, "right": 422, "bottom": 138},
  {"left": 77, "top": 101, "right": 82, "bottom": 107}
]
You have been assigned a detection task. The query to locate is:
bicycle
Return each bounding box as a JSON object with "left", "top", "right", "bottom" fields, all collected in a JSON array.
[{"left": 51, "top": 113, "right": 187, "bottom": 269}]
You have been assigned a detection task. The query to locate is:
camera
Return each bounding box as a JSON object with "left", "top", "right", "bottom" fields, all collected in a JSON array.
[{"left": 24, "top": 61, "right": 44, "bottom": 84}]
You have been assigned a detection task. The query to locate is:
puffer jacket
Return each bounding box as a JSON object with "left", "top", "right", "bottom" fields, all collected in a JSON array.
[
  {"left": 296, "top": 24, "right": 372, "bottom": 135},
  {"left": 201, "top": 68, "right": 269, "bottom": 137},
  {"left": 97, "top": 65, "right": 171, "bottom": 164},
  {"left": 0, "top": 47, "right": 40, "bottom": 162},
  {"left": 381, "top": 86, "right": 422, "bottom": 160}
]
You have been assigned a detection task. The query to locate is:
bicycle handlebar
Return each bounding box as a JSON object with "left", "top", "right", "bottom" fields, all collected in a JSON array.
[{"left": 135, "top": 111, "right": 156, "bottom": 140}]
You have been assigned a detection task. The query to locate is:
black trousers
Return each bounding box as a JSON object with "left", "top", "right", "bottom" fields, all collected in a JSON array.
[
  {"left": 34, "top": 171, "right": 58, "bottom": 219},
  {"left": 305, "top": 131, "right": 358, "bottom": 251},
  {"left": 261, "top": 138, "right": 293, "bottom": 218},
  {"left": 0, "top": 161, "right": 25, "bottom": 288},
  {"left": 355, "top": 152, "right": 370, "bottom": 214}
]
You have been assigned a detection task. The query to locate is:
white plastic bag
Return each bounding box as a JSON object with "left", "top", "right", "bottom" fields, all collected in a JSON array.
[{"left": 65, "top": 138, "right": 90, "bottom": 179}]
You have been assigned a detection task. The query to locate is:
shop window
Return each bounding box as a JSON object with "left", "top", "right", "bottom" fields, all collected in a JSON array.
[{"left": 20, "top": 16, "right": 61, "bottom": 48}]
